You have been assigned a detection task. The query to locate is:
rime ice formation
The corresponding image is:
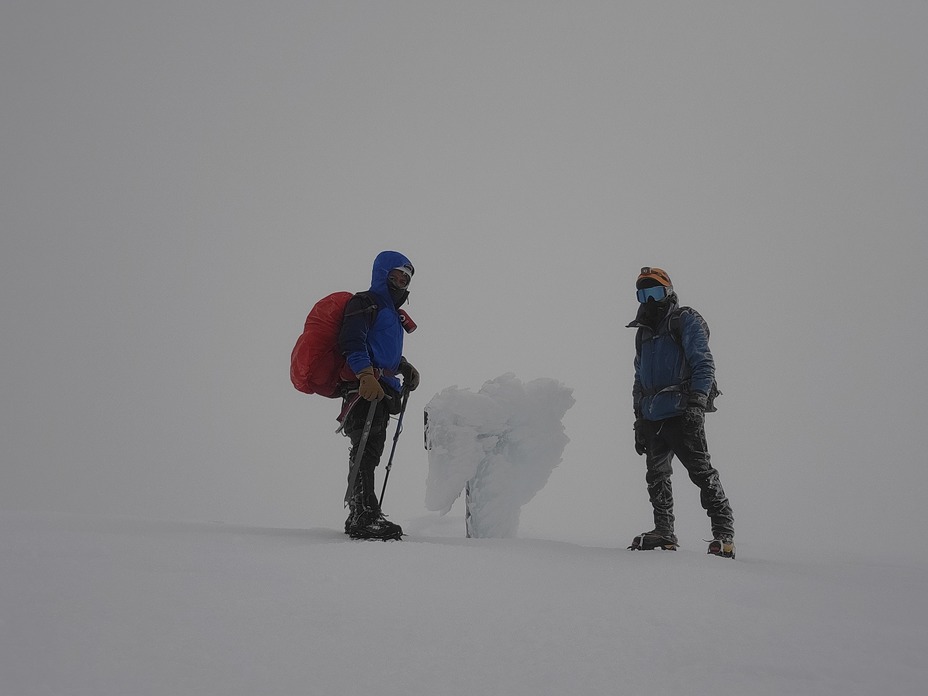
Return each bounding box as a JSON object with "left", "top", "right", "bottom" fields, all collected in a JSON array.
[{"left": 424, "top": 373, "right": 574, "bottom": 537}]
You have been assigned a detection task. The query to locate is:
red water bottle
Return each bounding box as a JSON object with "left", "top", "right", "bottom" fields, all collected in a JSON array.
[{"left": 398, "top": 309, "right": 417, "bottom": 333}]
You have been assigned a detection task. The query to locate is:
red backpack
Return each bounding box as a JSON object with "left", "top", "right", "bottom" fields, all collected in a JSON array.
[{"left": 290, "top": 292, "right": 373, "bottom": 397}]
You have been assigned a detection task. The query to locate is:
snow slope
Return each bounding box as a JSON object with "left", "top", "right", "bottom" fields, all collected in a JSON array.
[{"left": 2, "top": 511, "right": 925, "bottom": 696}]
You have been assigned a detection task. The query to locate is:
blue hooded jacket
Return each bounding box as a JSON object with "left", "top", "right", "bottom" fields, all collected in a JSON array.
[
  {"left": 338, "top": 251, "right": 413, "bottom": 392},
  {"left": 628, "top": 300, "right": 715, "bottom": 421}
]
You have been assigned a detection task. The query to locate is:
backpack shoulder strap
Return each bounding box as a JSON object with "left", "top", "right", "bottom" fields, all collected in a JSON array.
[
  {"left": 343, "top": 291, "right": 379, "bottom": 322},
  {"left": 668, "top": 306, "right": 709, "bottom": 346},
  {"left": 669, "top": 306, "right": 721, "bottom": 410},
  {"left": 667, "top": 307, "right": 684, "bottom": 346},
  {"left": 634, "top": 306, "right": 696, "bottom": 352}
]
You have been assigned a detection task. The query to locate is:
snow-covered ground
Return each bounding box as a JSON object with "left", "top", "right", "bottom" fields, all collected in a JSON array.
[{"left": 3, "top": 510, "right": 925, "bottom": 696}]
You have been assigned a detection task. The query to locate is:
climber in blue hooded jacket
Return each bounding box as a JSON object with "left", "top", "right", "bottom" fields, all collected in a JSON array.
[{"left": 337, "top": 251, "right": 419, "bottom": 540}]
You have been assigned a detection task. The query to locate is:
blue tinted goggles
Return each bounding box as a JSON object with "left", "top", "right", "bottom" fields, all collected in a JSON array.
[{"left": 637, "top": 286, "right": 669, "bottom": 303}]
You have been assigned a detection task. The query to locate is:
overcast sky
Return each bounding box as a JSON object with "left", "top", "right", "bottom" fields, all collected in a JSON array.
[{"left": 2, "top": 1, "right": 926, "bottom": 553}]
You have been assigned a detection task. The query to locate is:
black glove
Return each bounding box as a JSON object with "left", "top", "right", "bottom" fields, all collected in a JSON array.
[
  {"left": 634, "top": 418, "right": 648, "bottom": 456},
  {"left": 398, "top": 357, "right": 419, "bottom": 392},
  {"left": 684, "top": 394, "right": 706, "bottom": 430}
]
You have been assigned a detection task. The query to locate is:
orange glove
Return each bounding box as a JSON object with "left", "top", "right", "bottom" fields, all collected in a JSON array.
[{"left": 357, "top": 367, "right": 385, "bottom": 401}]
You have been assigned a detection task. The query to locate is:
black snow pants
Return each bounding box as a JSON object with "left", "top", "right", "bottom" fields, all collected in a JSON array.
[
  {"left": 342, "top": 390, "right": 398, "bottom": 511},
  {"left": 641, "top": 414, "right": 734, "bottom": 539}
]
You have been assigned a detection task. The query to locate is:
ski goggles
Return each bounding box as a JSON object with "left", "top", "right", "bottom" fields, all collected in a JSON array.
[{"left": 637, "top": 286, "right": 669, "bottom": 303}]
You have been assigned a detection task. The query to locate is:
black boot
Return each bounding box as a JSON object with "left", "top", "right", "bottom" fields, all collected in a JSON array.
[
  {"left": 345, "top": 467, "right": 403, "bottom": 541},
  {"left": 628, "top": 529, "right": 678, "bottom": 551},
  {"left": 345, "top": 494, "right": 363, "bottom": 535},
  {"left": 348, "top": 508, "right": 403, "bottom": 541}
]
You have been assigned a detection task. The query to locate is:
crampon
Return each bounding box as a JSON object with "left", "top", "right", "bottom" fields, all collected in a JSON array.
[
  {"left": 707, "top": 538, "right": 735, "bottom": 559},
  {"left": 628, "top": 530, "right": 678, "bottom": 551}
]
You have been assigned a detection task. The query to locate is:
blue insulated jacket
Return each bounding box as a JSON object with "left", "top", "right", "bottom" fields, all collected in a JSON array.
[
  {"left": 628, "top": 302, "right": 715, "bottom": 422},
  {"left": 338, "top": 251, "right": 412, "bottom": 392}
]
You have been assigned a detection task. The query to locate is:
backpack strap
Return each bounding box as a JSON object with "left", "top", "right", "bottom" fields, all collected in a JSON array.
[
  {"left": 667, "top": 307, "right": 685, "bottom": 346},
  {"left": 343, "top": 291, "right": 379, "bottom": 322},
  {"left": 633, "top": 307, "right": 685, "bottom": 352},
  {"left": 669, "top": 306, "right": 721, "bottom": 412}
]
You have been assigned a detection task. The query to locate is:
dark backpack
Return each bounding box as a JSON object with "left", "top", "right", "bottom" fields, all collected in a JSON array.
[{"left": 290, "top": 292, "right": 377, "bottom": 397}]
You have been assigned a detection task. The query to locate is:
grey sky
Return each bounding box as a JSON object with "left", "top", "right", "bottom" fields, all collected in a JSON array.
[{"left": 2, "top": 2, "right": 926, "bottom": 552}]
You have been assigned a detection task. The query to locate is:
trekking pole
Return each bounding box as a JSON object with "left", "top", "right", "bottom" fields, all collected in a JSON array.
[
  {"left": 344, "top": 398, "right": 378, "bottom": 506},
  {"left": 379, "top": 387, "right": 410, "bottom": 507}
]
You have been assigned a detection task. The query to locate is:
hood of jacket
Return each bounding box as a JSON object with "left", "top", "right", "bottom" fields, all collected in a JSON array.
[{"left": 369, "top": 250, "right": 413, "bottom": 309}]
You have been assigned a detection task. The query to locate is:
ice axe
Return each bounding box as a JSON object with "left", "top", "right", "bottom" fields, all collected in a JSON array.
[{"left": 379, "top": 387, "right": 410, "bottom": 507}]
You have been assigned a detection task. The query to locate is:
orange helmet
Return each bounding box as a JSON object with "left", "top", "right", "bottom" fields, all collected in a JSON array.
[{"left": 636, "top": 266, "right": 672, "bottom": 289}]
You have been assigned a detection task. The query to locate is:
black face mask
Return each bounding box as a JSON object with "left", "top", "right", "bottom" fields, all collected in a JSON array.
[
  {"left": 389, "top": 285, "right": 409, "bottom": 308},
  {"left": 638, "top": 297, "right": 671, "bottom": 327}
]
